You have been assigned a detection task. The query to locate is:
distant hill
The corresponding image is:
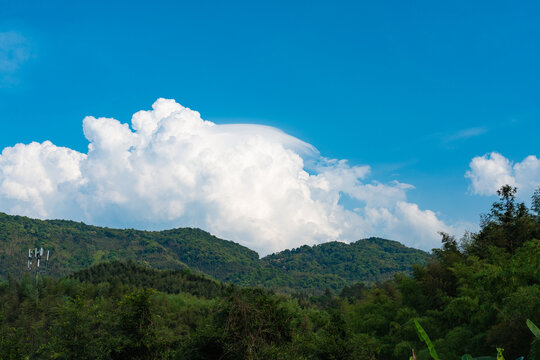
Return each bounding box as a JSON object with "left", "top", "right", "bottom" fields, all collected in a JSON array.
[
  {"left": 71, "top": 260, "right": 231, "bottom": 299},
  {"left": 0, "top": 212, "right": 259, "bottom": 283},
  {"left": 0, "top": 212, "right": 429, "bottom": 292},
  {"left": 259, "top": 238, "right": 430, "bottom": 291}
]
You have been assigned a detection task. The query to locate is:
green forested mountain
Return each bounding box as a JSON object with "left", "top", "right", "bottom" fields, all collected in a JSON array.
[
  {"left": 0, "top": 212, "right": 428, "bottom": 292},
  {"left": 260, "top": 238, "right": 429, "bottom": 291},
  {"left": 0, "top": 212, "right": 260, "bottom": 282},
  {"left": 1, "top": 185, "right": 539, "bottom": 360}
]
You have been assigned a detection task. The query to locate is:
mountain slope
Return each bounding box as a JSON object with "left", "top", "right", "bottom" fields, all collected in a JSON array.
[
  {"left": 259, "top": 238, "right": 430, "bottom": 291},
  {"left": 71, "top": 260, "right": 231, "bottom": 298},
  {"left": 0, "top": 212, "right": 259, "bottom": 281},
  {"left": 0, "top": 212, "right": 429, "bottom": 292}
]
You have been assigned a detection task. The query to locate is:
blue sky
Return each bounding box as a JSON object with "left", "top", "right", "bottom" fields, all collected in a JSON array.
[{"left": 1, "top": 0, "right": 539, "bottom": 253}]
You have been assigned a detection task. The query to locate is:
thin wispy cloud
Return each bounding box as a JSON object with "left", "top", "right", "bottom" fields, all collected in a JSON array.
[
  {"left": 0, "top": 31, "right": 32, "bottom": 85},
  {"left": 443, "top": 126, "right": 488, "bottom": 143}
]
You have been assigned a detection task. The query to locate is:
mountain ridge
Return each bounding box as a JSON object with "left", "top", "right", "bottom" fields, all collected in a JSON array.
[{"left": 0, "top": 211, "right": 429, "bottom": 292}]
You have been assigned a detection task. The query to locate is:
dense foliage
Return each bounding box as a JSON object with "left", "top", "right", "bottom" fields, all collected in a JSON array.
[
  {"left": 335, "top": 185, "right": 540, "bottom": 360},
  {"left": 71, "top": 261, "right": 231, "bottom": 299},
  {"left": 262, "top": 238, "right": 429, "bottom": 292},
  {"left": 0, "top": 213, "right": 428, "bottom": 293},
  {"left": 0, "top": 185, "right": 539, "bottom": 360}
]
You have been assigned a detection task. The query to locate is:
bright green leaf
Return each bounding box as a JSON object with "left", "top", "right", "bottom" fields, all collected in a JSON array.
[
  {"left": 413, "top": 319, "right": 440, "bottom": 360},
  {"left": 527, "top": 319, "right": 540, "bottom": 338}
]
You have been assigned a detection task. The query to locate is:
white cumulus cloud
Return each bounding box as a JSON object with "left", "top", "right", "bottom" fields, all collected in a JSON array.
[
  {"left": 0, "top": 99, "right": 459, "bottom": 254},
  {"left": 466, "top": 152, "right": 540, "bottom": 197}
]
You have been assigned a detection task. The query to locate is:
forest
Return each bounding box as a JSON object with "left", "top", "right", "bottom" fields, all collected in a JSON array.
[
  {"left": 0, "top": 212, "right": 428, "bottom": 293},
  {"left": 0, "top": 185, "right": 539, "bottom": 359}
]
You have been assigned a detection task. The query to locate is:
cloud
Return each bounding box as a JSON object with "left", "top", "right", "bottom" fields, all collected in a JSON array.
[
  {"left": 444, "top": 127, "right": 487, "bottom": 143},
  {"left": 466, "top": 152, "right": 540, "bottom": 197},
  {"left": 0, "top": 31, "right": 32, "bottom": 85},
  {"left": 0, "top": 99, "right": 460, "bottom": 254},
  {"left": 0, "top": 141, "right": 86, "bottom": 217}
]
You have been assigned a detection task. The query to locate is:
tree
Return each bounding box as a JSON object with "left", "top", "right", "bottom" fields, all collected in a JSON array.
[
  {"left": 0, "top": 322, "right": 26, "bottom": 360},
  {"left": 532, "top": 186, "right": 540, "bottom": 215},
  {"left": 43, "top": 296, "right": 106, "bottom": 360},
  {"left": 218, "top": 288, "right": 292, "bottom": 360},
  {"left": 470, "top": 185, "right": 534, "bottom": 256},
  {"left": 109, "top": 288, "right": 161, "bottom": 360},
  {"left": 483, "top": 185, "right": 528, "bottom": 227}
]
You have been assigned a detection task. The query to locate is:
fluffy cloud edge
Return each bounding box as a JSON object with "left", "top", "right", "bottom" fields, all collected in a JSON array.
[
  {"left": 0, "top": 98, "right": 464, "bottom": 254},
  {"left": 466, "top": 152, "right": 540, "bottom": 197}
]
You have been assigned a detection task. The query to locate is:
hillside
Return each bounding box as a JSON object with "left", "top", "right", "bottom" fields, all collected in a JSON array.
[
  {"left": 0, "top": 212, "right": 429, "bottom": 292},
  {"left": 1, "top": 186, "right": 538, "bottom": 360},
  {"left": 0, "top": 212, "right": 260, "bottom": 282},
  {"left": 259, "top": 238, "right": 430, "bottom": 291},
  {"left": 71, "top": 260, "right": 231, "bottom": 299}
]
